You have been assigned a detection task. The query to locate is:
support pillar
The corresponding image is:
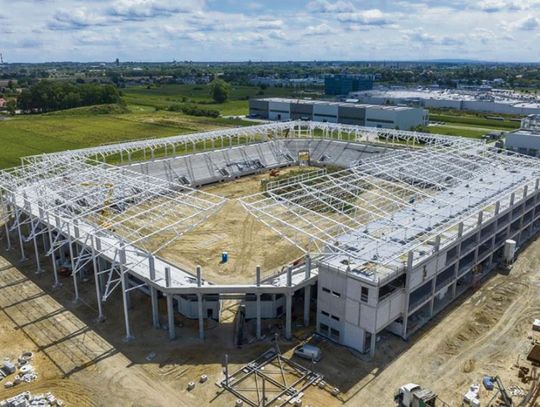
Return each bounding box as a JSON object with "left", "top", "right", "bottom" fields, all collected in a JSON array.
[
  {"left": 369, "top": 331, "right": 377, "bottom": 358},
  {"left": 4, "top": 221, "right": 11, "bottom": 251},
  {"left": 67, "top": 231, "right": 79, "bottom": 302},
  {"left": 165, "top": 267, "right": 176, "bottom": 340},
  {"left": 119, "top": 245, "right": 134, "bottom": 341},
  {"left": 285, "top": 293, "right": 292, "bottom": 340},
  {"left": 32, "top": 221, "right": 43, "bottom": 273},
  {"left": 91, "top": 237, "right": 104, "bottom": 322},
  {"left": 256, "top": 265, "right": 262, "bottom": 340},
  {"left": 16, "top": 210, "right": 27, "bottom": 261},
  {"left": 303, "top": 284, "right": 311, "bottom": 327},
  {"left": 148, "top": 256, "right": 160, "bottom": 329},
  {"left": 196, "top": 265, "right": 204, "bottom": 340}
]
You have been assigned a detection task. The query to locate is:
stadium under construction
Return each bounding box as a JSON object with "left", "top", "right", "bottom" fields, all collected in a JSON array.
[{"left": 1, "top": 121, "right": 539, "bottom": 356}]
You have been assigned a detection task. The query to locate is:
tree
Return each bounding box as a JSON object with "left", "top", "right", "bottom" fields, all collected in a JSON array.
[
  {"left": 6, "top": 100, "right": 17, "bottom": 115},
  {"left": 209, "top": 79, "right": 230, "bottom": 103}
]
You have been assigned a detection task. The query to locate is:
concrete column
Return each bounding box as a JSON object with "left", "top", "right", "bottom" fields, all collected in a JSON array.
[
  {"left": 197, "top": 293, "right": 204, "bottom": 340},
  {"left": 495, "top": 201, "right": 500, "bottom": 215},
  {"left": 304, "top": 254, "right": 311, "bottom": 279},
  {"left": 285, "top": 293, "right": 292, "bottom": 340},
  {"left": 402, "top": 251, "right": 414, "bottom": 339},
  {"left": 369, "top": 331, "right": 377, "bottom": 358},
  {"left": 148, "top": 256, "right": 160, "bottom": 329},
  {"left": 303, "top": 284, "right": 311, "bottom": 327},
  {"left": 16, "top": 210, "right": 26, "bottom": 261},
  {"left": 95, "top": 239, "right": 106, "bottom": 293},
  {"left": 119, "top": 246, "right": 134, "bottom": 341},
  {"left": 67, "top": 231, "right": 79, "bottom": 302},
  {"left": 47, "top": 226, "right": 60, "bottom": 288},
  {"left": 32, "top": 224, "right": 43, "bottom": 273},
  {"left": 4, "top": 221, "right": 11, "bottom": 251},
  {"left": 91, "top": 237, "right": 104, "bottom": 322},
  {"left": 256, "top": 265, "right": 262, "bottom": 340},
  {"left": 287, "top": 265, "right": 292, "bottom": 287},
  {"left": 165, "top": 267, "right": 176, "bottom": 340}
]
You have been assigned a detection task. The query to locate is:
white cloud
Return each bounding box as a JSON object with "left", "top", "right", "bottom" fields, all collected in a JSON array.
[
  {"left": 108, "top": 0, "right": 203, "bottom": 20},
  {"left": 515, "top": 16, "right": 539, "bottom": 30},
  {"left": 336, "top": 9, "right": 391, "bottom": 26},
  {"left": 304, "top": 23, "right": 336, "bottom": 36},
  {"left": 306, "top": 0, "right": 355, "bottom": 13}
]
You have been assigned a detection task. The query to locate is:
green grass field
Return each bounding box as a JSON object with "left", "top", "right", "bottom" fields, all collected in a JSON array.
[
  {"left": 0, "top": 106, "right": 249, "bottom": 168},
  {"left": 122, "top": 84, "right": 318, "bottom": 116},
  {"left": 0, "top": 84, "right": 526, "bottom": 168}
]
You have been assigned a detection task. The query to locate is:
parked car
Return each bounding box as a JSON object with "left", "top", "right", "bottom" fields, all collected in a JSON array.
[{"left": 293, "top": 344, "right": 322, "bottom": 362}]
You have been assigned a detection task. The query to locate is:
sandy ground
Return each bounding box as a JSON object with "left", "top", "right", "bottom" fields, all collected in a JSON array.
[
  {"left": 1, "top": 225, "right": 539, "bottom": 406},
  {"left": 158, "top": 167, "right": 320, "bottom": 284}
]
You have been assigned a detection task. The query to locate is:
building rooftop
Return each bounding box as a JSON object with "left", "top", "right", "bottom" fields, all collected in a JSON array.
[{"left": 253, "top": 97, "right": 418, "bottom": 111}]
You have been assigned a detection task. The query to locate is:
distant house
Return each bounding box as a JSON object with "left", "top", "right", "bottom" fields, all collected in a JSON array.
[{"left": 0, "top": 97, "right": 7, "bottom": 108}]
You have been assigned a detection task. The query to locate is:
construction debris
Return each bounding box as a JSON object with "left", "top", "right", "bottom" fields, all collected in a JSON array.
[
  {"left": 0, "top": 391, "right": 63, "bottom": 407},
  {"left": 1, "top": 353, "right": 38, "bottom": 388}
]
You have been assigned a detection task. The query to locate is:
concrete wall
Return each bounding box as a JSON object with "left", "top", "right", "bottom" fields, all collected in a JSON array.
[
  {"left": 176, "top": 295, "right": 220, "bottom": 320},
  {"left": 290, "top": 102, "right": 314, "bottom": 120},
  {"left": 338, "top": 105, "right": 365, "bottom": 126},
  {"left": 249, "top": 99, "right": 269, "bottom": 119},
  {"left": 313, "top": 103, "right": 338, "bottom": 123},
  {"left": 506, "top": 133, "right": 540, "bottom": 157},
  {"left": 316, "top": 182, "right": 540, "bottom": 354},
  {"left": 268, "top": 100, "right": 291, "bottom": 121}
]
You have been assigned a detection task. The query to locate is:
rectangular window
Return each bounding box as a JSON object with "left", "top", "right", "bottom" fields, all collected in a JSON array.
[
  {"left": 361, "top": 286, "right": 369, "bottom": 302},
  {"left": 331, "top": 315, "right": 340, "bottom": 321},
  {"left": 321, "top": 310, "right": 329, "bottom": 317},
  {"left": 322, "top": 287, "right": 331, "bottom": 294},
  {"left": 319, "top": 323, "right": 329, "bottom": 335},
  {"left": 330, "top": 328, "right": 340, "bottom": 340},
  {"left": 332, "top": 290, "right": 341, "bottom": 298}
]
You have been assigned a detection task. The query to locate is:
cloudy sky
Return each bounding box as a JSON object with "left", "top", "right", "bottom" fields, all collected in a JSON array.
[{"left": 0, "top": 0, "right": 539, "bottom": 62}]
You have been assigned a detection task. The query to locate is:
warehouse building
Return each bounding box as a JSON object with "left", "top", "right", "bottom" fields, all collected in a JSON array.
[
  {"left": 352, "top": 88, "right": 540, "bottom": 115},
  {"left": 249, "top": 98, "right": 428, "bottom": 130},
  {"left": 506, "top": 114, "right": 540, "bottom": 157},
  {"left": 325, "top": 74, "right": 374, "bottom": 95}
]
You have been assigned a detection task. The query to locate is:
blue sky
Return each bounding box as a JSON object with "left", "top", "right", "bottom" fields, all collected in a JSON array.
[{"left": 0, "top": 0, "right": 539, "bottom": 62}]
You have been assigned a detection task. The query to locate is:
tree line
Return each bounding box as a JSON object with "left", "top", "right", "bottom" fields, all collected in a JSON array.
[{"left": 17, "top": 80, "right": 120, "bottom": 112}]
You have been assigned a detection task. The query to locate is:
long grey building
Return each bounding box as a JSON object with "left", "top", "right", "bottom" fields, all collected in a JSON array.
[
  {"left": 249, "top": 98, "right": 428, "bottom": 130},
  {"left": 506, "top": 114, "right": 540, "bottom": 157}
]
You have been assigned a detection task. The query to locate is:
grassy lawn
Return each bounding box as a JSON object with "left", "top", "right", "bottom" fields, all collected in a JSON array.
[
  {"left": 122, "top": 84, "right": 319, "bottom": 116},
  {"left": 428, "top": 125, "right": 489, "bottom": 138},
  {"left": 0, "top": 106, "right": 249, "bottom": 168},
  {"left": 429, "top": 113, "right": 520, "bottom": 130}
]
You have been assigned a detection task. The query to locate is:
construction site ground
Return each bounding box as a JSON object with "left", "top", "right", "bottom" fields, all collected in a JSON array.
[
  {"left": 0, "top": 232, "right": 539, "bottom": 406},
  {"left": 158, "top": 166, "right": 319, "bottom": 285}
]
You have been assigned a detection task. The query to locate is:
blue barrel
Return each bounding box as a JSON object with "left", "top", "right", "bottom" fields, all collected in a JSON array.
[{"left": 221, "top": 252, "right": 228, "bottom": 263}]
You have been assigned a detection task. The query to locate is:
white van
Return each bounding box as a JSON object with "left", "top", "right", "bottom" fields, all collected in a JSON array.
[{"left": 293, "top": 344, "right": 322, "bottom": 362}]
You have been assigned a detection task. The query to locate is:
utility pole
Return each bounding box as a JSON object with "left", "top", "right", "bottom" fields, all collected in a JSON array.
[{"left": 0, "top": 53, "right": 3, "bottom": 64}]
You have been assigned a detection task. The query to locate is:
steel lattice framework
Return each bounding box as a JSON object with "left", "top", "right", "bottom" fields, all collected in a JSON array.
[
  {"left": 21, "top": 120, "right": 479, "bottom": 165},
  {"left": 240, "top": 143, "right": 540, "bottom": 284}
]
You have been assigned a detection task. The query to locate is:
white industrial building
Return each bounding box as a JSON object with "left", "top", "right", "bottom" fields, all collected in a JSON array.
[
  {"left": 351, "top": 88, "right": 540, "bottom": 116},
  {"left": 506, "top": 114, "right": 540, "bottom": 157},
  {"left": 249, "top": 97, "right": 428, "bottom": 130},
  {"left": 1, "top": 121, "right": 539, "bottom": 357}
]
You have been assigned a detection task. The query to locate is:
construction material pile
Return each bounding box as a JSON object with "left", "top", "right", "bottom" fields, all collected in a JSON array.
[
  {"left": 1, "top": 352, "right": 38, "bottom": 389},
  {"left": 0, "top": 391, "right": 63, "bottom": 407}
]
